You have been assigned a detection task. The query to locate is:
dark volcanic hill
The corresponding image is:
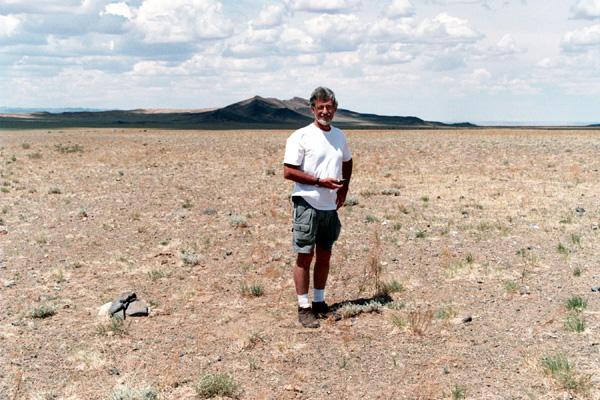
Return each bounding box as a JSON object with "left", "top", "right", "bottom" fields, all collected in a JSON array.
[{"left": 0, "top": 96, "right": 475, "bottom": 129}]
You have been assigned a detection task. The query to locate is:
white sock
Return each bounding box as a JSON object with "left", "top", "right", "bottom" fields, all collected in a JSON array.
[
  {"left": 313, "top": 288, "right": 325, "bottom": 303},
  {"left": 297, "top": 294, "right": 310, "bottom": 308}
]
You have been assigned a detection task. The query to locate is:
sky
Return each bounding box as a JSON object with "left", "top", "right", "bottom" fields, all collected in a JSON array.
[{"left": 2, "top": 0, "right": 600, "bottom": 124}]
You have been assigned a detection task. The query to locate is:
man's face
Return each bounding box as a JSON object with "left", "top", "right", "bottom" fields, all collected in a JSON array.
[{"left": 311, "top": 98, "right": 337, "bottom": 127}]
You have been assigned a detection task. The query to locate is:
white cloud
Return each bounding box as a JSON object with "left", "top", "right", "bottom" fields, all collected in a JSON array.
[
  {"left": 101, "top": 2, "right": 133, "bottom": 20},
  {"left": 562, "top": 24, "right": 600, "bottom": 51},
  {"left": 291, "top": 0, "right": 360, "bottom": 13},
  {"left": 572, "top": 0, "right": 600, "bottom": 19},
  {"left": 364, "top": 43, "right": 414, "bottom": 64},
  {"left": 368, "top": 17, "right": 414, "bottom": 41},
  {"left": 385, "top": 0, "right": 415, "bottom": 18},
  {"left": 304, "top": 14, "right": 365, "bottom": 51},
  {"left": 251, "top": 3, "right": 289, "bottom": 28},
  {"left": 416, "top": 13, "right": 482, "bottom": 42},
  {"left": 133, "top": 0, "right": 233, "bottom": 43},
  {"left": 0, "top": 15, "right": 20, "bottom": 37}
]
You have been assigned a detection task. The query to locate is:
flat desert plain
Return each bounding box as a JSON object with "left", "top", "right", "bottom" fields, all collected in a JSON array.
[{"left": 1, "top": 128, "right": 600, "bottom": 400}]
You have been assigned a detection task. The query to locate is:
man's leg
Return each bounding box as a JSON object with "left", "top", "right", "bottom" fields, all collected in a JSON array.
[
  {"left": 294, "top": 252, "right": 313, "bottom": 296},
  {"left": 313, "top": 245, "right": 331, "bottom": 290}
]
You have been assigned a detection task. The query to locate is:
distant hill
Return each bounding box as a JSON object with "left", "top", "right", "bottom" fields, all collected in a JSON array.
[{"left": 0, "top": 96, "right": 475, "bottom": 129}]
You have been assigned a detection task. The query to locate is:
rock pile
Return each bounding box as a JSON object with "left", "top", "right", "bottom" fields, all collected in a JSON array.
[{"left": 98, "top": 291, "right": 149, "bottom": 320}]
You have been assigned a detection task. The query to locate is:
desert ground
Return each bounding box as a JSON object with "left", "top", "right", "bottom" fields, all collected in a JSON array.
[{"left": 1, "top": 128, "right": 600, "bottom": 399}]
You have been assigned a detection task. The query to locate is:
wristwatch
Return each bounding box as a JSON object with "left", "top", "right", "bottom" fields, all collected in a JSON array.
[{"left": 315, "top": 177, "right": 320, "bottom": 186}]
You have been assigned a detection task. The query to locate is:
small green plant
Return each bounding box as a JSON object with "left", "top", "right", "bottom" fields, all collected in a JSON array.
[
  {"left": 504, "top": 280, "right": 518, "bottom": 294},
  {"left": 565, "top": 296, "right": 587, "bottom": 312},
  {"left": 570, "top": 234, "right": 581, "bottom": 247},
  {"left": 415, "top": 230, "right": 426, "bottom": 239},
  {"left": 229, "top": 214, "right": 248, "bottom": 228},
  {"left": 147, "top": 269, "right": 165, "bottom": 281},
  {"left": 180, "top": 249, "right": 200, "bottom": 266},
  {"left": 379, "top": 280, "right": 404, "bottom": 295},
  {"left": 556, "top": 242, "right": 569, "bottom": 255},
  {"left": 365, "top": 214, "right": 379, "bottom": 223},
  {"left": 194, "top": 373, "right": 237, "bottom": 399},
  {"left": 0, "top": 187, "right": 9, "bottom": 193},
  {"left": 450, "top": 385, "right": 466, "bottom": 400},
  {"left": 390, "top": 314, "right": 405, "bottom": 329},
  {"left": 31, "top": 304, "right": 56, "bottom": 319},
  {"left": 96, "top": 318, "right": 128, "bottom": 336},
  {"left": 573, "top": 267, "right": 582, "bottom": 277},
  {"left": 541, "top": 353, "right": 590, "bottom": 394},
  {"left": 182, "top": 199, "right": 193, "bottom": 209},
  {"left": 392, "top": 222, "right": 402, "bottom": 231},
  {"left": 564, "top": 314, "right": 585, "bottom": 333},
  {"left": 434, "top": 305, "right": 456, "bottom": 320},
  {"left": 465, "top": 253, "right": 474, "bottom": 264},
  {"left": 420, "top": 196, "right": 429, "bottom": 202},
  {"left": 559, "top": 213, "right": 573, "bottom": 224},
  {"left": 386, "top": 301, "right": 405, "bottom": 310},
  {"left": 344, "top": 196, "right": 359, "bottom": 206},
  {"left": 240, "top": 282, "right": 264, "bottom": 297},
  {"left": 338, "top": 301, "right": 383, "bottom": 319}
]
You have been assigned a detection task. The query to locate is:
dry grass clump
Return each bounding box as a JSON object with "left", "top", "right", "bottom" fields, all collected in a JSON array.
[
  {"left": 407, "top": 309, "right": 433, "bottom": 336},
  {"left": 541, "top": 354, "right": 590, "bottom": 395},
  {"left": 194, "top": 373, "right": 238, "bottom": 398}
]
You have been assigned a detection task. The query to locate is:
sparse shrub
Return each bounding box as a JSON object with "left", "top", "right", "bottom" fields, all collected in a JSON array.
[
  {"left": 565, "top": 296, "right": 587, "bottom": 312},
  {"left": 381, "top": 188, "right": 400, "bottom": 196},
  {"left": 450, "top": 385, "right": 466, "bottom": 400},
  {"left": 147, "top": 269, "right": 165, "bottom": 281},
  {"left": 570, "top": 234, "right": 581, "bottom": 247},
  {"left": 390, "top": 314, "right": 405, "bottom": 329},
  {"left": 52, "top": 268, "right": 65, "bottom": 283},
  {"left": 435, "top": 305, "right": 457, "bottom": 320},
  {"left": 229, "top": 214, "right": 248, "bottom": 228},
  {"left": 31, "top": 304, "right": 56, "bottom": 319},
  {"left": 28, "top": 152, "right": 42, "bottom": 159},
  {"left": 565, "top": 314, "right": 585, "bottom": 333},
  {"left": 407, "top": 309, "right": 433, "bottom": 335},
  {"left": 344, "top": 196, "right": 359, "bottom": 206},
  {"left": 48, "top": 187, "right": 62, "bottom": 194},
  {"left": 195, "top": 373, "right": 237, "bottom": 399},
  {"left": 54, "top": 143, "right": 83, "bottom": 153},
  {"left": 265, "top": 168, "right": 276, "bottom": 176},
  {"left": 420, "top": 196, "right": 429, "bottom": 202},
  {"left": 392, "top": 222, "right": 402, "bottom": 231},
  {"left": 364, "top": 214, "right": 379, "bottom": 223},
  {"left": 180, "top": 249, "right": 200, "bottom": 266},
  {"left": 504, "top": 280, "right": 518, "bottom": 294},
  {"left": 338, "top": 301, "right": 383, "bottom": 319},
  {"left": 240, "top": 282, "right": 264, "bottom": 297},
  {"left": 556, "top": 242, "right": 569, "bottom": 255},
  {"left": 573, "top": 267, "right": 582, "bottom": 277},
  {"left": 379, "top": 280, "right": 404, "bottom": 295},
  {"left": 465, "top": 253, "right": 474, "bottom": 264},
  {"left": 96, "top": 318, "right": 128, "bottom": 336},
  {"left": 386, "top": 301, "right": 405, "bottom": 310},
  {"left": 541, "top": 353, "right": 590, "bottom": 394},
  {"left": 111, "top": 384, "right": 158, "bottom": 400},
  {"left": 415, "top": 230, "right": 426, "bottom": 239},
  {"left": 21, "top": 143, "right": 31, "bottom": 149},
  {"left": 182, "top": 199, "right": 192, "bottom": 209},
  {"left": 1, "top": 187, "right": 9, "bottom": 193}
]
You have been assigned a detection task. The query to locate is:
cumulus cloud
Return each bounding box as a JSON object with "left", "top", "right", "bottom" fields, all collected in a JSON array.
[
  {"left": 416, "top": 13, "right": 482, "bottom": 42},
  {"left": 304, "top": 14, "right": 365, "bottom": 51},
  {"left": 101, "top": 2, "right": 134, "bottom": 19},
  {"left": 572, "top": 0, "right": 600, "bottom": 19},
  {"left": 562, "top": 24, "right": 600, "bottom": 51},
  {"left": 251, "top": 3, "right": 289, "bottom": 28},
  {"left": 385, "top": 0, "right": 415, "bottom": 18},
  {"left": 364, "top": 43, "right": 415, "bottom": 64},
  {"left": 133, "top": 0, "right": 233, "bottom": 43},
  {"left": 291, "top": 0, "right": 361, "bottom": 13},
  {"left": 0, "top": 15, "right": 20, "bottom": 37}
]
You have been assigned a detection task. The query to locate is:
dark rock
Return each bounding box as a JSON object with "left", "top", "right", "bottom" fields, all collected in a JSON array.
[
  {"left": 125, "top": 300, "right": 149, "bottom": 317},
  {"left": 203, "top": 208, "right": 217, "bottom": 215},
  {"left": 591, "top": 286, "right": 600, "bottom": 292},
  {"left": 109, "top": 291, "right": 137, "bottom": 317},
  {"left": 462, "top": 316, "right": 473, "bottom": 323},
  {"left": 575, "top": 207, "right": 585, "bottom": 216}
]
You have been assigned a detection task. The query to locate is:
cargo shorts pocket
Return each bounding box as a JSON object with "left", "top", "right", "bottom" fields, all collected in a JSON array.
[{"left": 293, "top": 203, "right": 315, "bottom": 246}]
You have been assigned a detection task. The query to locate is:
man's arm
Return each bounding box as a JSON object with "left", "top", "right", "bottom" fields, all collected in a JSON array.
[
  {"left": 336, "top": 158, "right": 353, "bottom": 209},
  {"left": 283, "top": 164, "right": 343, "bottom": 190}
]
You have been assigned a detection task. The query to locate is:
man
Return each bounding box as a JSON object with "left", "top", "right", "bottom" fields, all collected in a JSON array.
[{"left": 283, "top": 86, "right": 353, "bottom": 328}]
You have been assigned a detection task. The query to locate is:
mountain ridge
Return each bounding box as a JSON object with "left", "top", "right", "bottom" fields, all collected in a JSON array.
[{"left": 0, "top": 96, "right": 475, "bottom": 129}]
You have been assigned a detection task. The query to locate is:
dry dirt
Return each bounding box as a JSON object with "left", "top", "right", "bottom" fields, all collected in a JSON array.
[{"left": 1, "top": 128, "right": 600, "bottom": 399}]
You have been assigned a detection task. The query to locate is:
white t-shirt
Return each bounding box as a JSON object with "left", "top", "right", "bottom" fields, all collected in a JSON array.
[{"left": 283, "top": 123, "right": 352, "bottom": 210}]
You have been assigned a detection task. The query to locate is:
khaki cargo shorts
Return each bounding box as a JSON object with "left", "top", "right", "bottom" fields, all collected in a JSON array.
[{"left": 291, "top": 196, "right": 341, "bottom": 253}]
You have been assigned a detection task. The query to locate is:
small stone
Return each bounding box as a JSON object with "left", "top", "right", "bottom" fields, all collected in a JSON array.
[
  {"left": 462, "top": 315, "right": 473, "bottom": 323},
  {"left": 202, "top": 208, "right": 217, "bottom": 215},
  {"left": 284, "top": 385, "right": 303, "bottom": 393},
  {"left": 97, "top": 302, "right": 112, "bottom": 320},
  {"left": 575, "top": 207, "right": 585, "bottom": 216},
  {"left": 3, "top": 280, "right": 15, "bottom": 288},
  {"left": 591, "top": 286, "right": 600, "bottom": 292},
  {"left": 125, "top": 300, "right": 149, "bottom": 317},
  {"left": 109, "top": 292, "right": 137, "bottom": 316},
  {"left": 519, "top": 286, "right": 530, "bottom": 295}
]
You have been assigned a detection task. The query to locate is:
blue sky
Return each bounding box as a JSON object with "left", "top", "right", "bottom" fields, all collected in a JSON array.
[{"left": 2, "top": 0, "right": 600, "bottom": 123}]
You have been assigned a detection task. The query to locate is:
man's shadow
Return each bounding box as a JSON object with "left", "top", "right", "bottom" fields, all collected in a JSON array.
[{"left": 327, "top": 292, "right": 393, "bottom": 321}]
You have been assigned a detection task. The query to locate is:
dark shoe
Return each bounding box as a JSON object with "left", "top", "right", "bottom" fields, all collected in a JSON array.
[
  {"left": 298, "top": 307, "right": 320, "bottom": 328},
  {"left": 312, "top": 301, "right": 329, "bottom": 319}
]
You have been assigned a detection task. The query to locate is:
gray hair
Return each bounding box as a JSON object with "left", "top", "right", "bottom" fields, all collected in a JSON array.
[{"left": 309, "top": 86, "right": 338, "bottom": 109}]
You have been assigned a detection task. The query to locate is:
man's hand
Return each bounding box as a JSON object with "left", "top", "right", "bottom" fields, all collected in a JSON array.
[
  {"left": 336, "top": 185, "right": 348, "bottom": 209},
  {"left": 318, "top": 178, "right": 343, "bottom": 190}
]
